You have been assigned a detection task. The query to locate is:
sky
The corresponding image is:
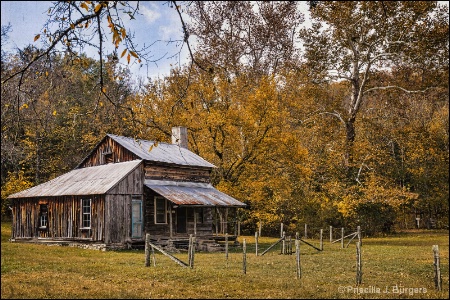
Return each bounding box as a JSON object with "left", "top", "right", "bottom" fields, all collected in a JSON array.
[
  {"left": 1, "top": 1, "right": 192, "bottom": 83},
  {"left": 3, "top": 1, "right": 447, "bottom": 84},
  {"left": 0, "top": 1, "right": 315, "bottom": 84}
]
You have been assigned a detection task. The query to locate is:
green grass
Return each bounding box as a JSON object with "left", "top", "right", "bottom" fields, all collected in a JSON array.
[{"left": 1, "top": 222, "right": 449, "bottom": 299}]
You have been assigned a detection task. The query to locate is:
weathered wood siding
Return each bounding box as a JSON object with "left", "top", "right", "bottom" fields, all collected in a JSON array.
[
  {"left": 79, "top": 136, "right": 139, "bottom": 168},
  {"left": 104, "top": 163, "right": 144, "bottom": 244},
  {"left": 144, "top": 164, "right": 211, "bottom": 183},
  {"left": 11, "top": 195, "right": 105, "bottom": 241}
]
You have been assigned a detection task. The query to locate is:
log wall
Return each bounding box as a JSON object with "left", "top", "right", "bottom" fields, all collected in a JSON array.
[{"left": 144, "top": 165, "right": 211, "bottom": 183}]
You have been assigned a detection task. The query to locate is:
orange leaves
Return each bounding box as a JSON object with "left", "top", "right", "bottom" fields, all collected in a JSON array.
[
  {"left": 129, "top": 50, "right": 138, "bottom": 58},
  {"left": 120, "top": 27, "right": 126, "bottom": 39},
  {"left": 80, "top": 2, "right": 89, "bottom": 11},
  {"left": 121, "top": 48, "right": 138, "bottom": 64},
  {"left": 94, "top": 4, "right": 102, "bottom": 13},
  {"left": 34, "top": 34, "right": 40, "bottom": 42}
]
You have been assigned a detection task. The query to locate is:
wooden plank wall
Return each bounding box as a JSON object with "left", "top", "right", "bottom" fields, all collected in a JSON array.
[
  {"left": 11, "top": 195, "right": 105, "bottom": 241},
  {"left": 104, "top": 164, "right": 144, "bottom": 244},
  {"left": 79, "top": 137, "right": 139, "bottom": 168},
  {"left": 104, "top": 194, "right": 130, "bottom": 244}
]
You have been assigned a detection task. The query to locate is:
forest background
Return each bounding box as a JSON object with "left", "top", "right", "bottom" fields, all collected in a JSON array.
[{"left": 1, "top": 1, "right": 449, "bottom": 236}]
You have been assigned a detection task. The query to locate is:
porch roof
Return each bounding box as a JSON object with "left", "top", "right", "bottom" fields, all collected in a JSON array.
[{"left": 144, "top": 180, "right": 246, "bottom": 207}]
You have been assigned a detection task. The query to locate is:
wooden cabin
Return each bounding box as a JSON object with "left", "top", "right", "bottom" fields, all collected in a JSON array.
[{"left": 8, "top": 127, "right": 246, "bottom": 251}]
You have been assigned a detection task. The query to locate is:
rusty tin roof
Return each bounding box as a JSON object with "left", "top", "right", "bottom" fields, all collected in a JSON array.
[
  {"left": 145, "top": 180, "right": 246, "bottom": 207},
  {"left": 8, "top": 160, "right": 142, "bottom": 199}
]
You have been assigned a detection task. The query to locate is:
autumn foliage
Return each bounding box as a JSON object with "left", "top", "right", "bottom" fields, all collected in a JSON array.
[{"left": 1, "top": 1, "right": 448, "bottom": 234}]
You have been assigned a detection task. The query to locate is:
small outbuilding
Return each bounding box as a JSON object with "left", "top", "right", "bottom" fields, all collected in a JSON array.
[{"left": 8, "top": 127, "right": 246, "bottom": 250}]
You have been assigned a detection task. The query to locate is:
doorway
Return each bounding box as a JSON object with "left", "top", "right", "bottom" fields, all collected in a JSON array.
[{"left": 176, "top": 207, "right": 187, "bottom": 233}]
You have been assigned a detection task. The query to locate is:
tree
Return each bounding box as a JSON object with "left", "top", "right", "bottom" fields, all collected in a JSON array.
[
  {"left": 1, "top": 47, "right": 133, "bottom": 186},
  {"left": 1, "top": 1, "right": 194, "bottom": 107},
  {"left": 185, "top": 1, "right": 304, "bottom": 78},
  {"left": 299, "top": 1, "right": 449, "bottom": 184}
]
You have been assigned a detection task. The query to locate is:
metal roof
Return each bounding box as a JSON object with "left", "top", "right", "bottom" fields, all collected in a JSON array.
[
  {"left": 145, "top": 180, "right": 246, "bottom": 207},
  {"left": 107, "top": 134, "right": 216, "bottom": 168},
  {"left": 8, "top": 160, "right": 142, "bottom": 199}
]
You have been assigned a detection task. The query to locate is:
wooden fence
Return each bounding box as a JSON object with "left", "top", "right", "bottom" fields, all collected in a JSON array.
[{"left": 142, "top": 226, "right": 445, "bottom": 292}]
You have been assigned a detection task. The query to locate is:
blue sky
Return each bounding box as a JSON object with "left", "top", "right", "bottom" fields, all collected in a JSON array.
[
  {"left": 1, "top": 1, "right": 191, "bottom": 82},
  {"left": 3, "top": 1, "right": 447, "bottom": 83}
]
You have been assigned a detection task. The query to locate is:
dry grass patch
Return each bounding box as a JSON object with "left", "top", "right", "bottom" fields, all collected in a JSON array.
[{"left": 1, "top": 223, "right": 449, "bottom": 299}]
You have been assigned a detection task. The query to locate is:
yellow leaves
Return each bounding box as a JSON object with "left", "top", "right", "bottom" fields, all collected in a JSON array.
[
  {"left": 80, "top": 2, "right": 89, "bottom": 11},
  {"left": 20, "top": 103, "right": 29, "bottom": 110},
  {"left": 148, "top": 142, "right": 159, "bottom": 152},
  {"left": 101, "top": 87, "right": 106, "bottom": 93},
  {"left": 1, "top": 170, "right": 34, "bottom": 203},
  {"left": 34, "top": 34, "right": 40, "bottom": 42},
  {"left": 52, "top": 110, "right": 57, "bottom": 116},
  {"left": 94, "top": 4, "right": 102, "bottom": 13}
]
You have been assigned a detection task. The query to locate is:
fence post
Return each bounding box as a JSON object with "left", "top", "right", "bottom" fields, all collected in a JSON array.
[
  {"left": 255, "top": 232, "right": 258, "bottom": 256},
  {"left": 357, "top": 226, "right": 361, "bottom": 246},
  {"left": 280, "top": 223, "right": 284, "bottom": 238},
  {"left": 433, "top": 245, "right": 442, "bottom": 291},
  {"left": 243, "top": 238, "right": 247, "bottom": 274},
  {"left": 145, "top": 233, "right": 151, "bottom": 267},
  {"left": 188, "top": 234, "right": 196, "bottom": 268},
  {"left": 281, "top": 231, "right": 286, "bottom": 254},
  {"left": 259, "top": 221, "right": 262, "bottom": 237},
  {"left": 191, "top": 236, "right": 196, "bottom": 268},
  {"left": 341, "top": 227, "right": 344, "bottom": 249},
  {"left": 356, "top": 241, "right": 362, "bottom": 285},
  {"left": 304, "top": 224, "right": 308, "bottom": 239},
  {"left": 320, "top": 229, "right": 323, "bottom": 251},
  {"left": 225, "top": 233, "right": 229, "bottom": 264},
  {"left": 188, "top": 234, "right": 192, "bottom": 267},
  {"left": 151, "top": 244, "right": 156, "bottom": 266},
  {"left": 330, "top": 226, "right": 333, "bottom": 243},
  {"left": 295, "top": 239, "right": 301, "bottom": 279}
]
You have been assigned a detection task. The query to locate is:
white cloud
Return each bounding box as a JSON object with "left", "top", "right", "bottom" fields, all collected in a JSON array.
[{"left": 140, "top": 3, "right": 161, "bottom": 24}]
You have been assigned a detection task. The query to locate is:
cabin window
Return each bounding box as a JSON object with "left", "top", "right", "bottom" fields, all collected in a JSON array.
[
  {"left": 39, "top": 204, "right": 48, "bottom": 228},
  {"left": 104, "top": 152, "right": 113, "bottom": 164},
  {"left": 187, "top": 207, "right": 205, "bottom": 224},
  {"left": 102, "top": 152, "right": 113, "bottom": 164},
  {"left": 132, "top": 196, "right": 143, "bottom": 238},
  {"left": 81, "top": 198, "right": 92, "bottom": 228},
  {"left": 154, "top": 197, "right": 167, "bottom": 224}
]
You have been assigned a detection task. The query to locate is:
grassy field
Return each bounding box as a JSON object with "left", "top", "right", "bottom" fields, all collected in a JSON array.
[{"left": 1, "top": 222, "right": 449, "bottom": 299}]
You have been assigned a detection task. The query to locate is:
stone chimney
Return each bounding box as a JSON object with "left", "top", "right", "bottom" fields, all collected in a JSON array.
[{"left": 171, "top": 126, "right": 188, "bottom": 149}]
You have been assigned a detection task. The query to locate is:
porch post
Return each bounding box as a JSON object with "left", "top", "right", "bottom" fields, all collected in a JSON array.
[
  {"left": 169, "top": 203, "right": 173, "bottom": 239},
  {"left": 214, "top": 207, "right": 218, "bottom": 236},
  {"left": 194, "top": 208, "right": 197, "bottom": 236},
  {"left": 224, "top": 207, "right": 228, "bottom": 234}
]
